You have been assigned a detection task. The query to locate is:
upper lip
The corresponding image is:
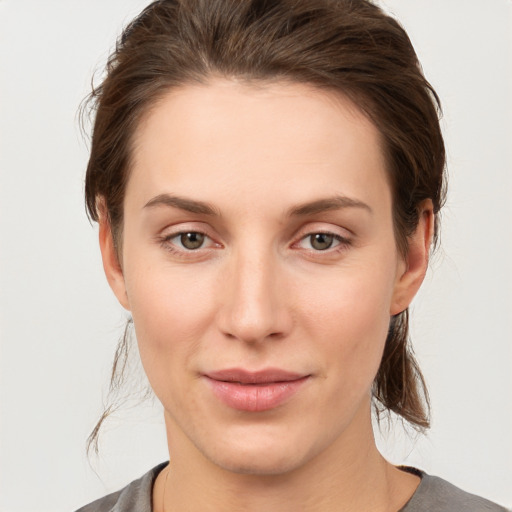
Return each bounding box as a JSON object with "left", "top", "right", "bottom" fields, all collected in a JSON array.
[{"left": 205, "top": 368, "right": 308, "bottom": 384}]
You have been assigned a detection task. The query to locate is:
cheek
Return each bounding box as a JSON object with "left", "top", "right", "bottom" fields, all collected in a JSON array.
[
  {"left": 126, "top": 245, "right": 217, "bottom": 329},
  {"left": 298, "top": 263, "right": 395, "bottom": 387},
  {"left": 124, "top": 261, "right": 219, "bottom": 395}
]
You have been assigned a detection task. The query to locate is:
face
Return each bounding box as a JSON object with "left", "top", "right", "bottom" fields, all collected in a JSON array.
[{"left": 101, "top": 80, "right": 428, "bottom": 476}]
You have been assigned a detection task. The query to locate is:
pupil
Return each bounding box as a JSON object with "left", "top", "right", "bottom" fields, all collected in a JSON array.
[
  {"left": 311, "top": 233, "right": 333, "bottom": 250},
  {"left": 181, "top": 232, "right": 204, "bottom": 249}
]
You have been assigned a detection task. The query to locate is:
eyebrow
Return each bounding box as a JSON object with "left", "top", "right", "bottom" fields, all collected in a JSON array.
[
  {"left": 143, "top": 193, "right": 372, "bottom": 217},
  {"left": 287, "top": 195, "right": 372, "bottom": 216},
  {"left": 143, "top": 194, "right": 220, "bottom": 215}
]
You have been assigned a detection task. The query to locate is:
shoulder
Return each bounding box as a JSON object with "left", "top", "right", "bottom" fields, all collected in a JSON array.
[
  {"left": 75, "top": 462, "right": 168, "bottom": 512},
  {"left": 402, "top": 471, "right": 509, "bottom": 512}
]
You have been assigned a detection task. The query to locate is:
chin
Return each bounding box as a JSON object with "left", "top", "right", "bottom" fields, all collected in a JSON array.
[
  {"left": 210, "top": 448, "right": 306, "bottom": 476},
  {"left": 200, "top": 427, "right": 317, "bottom": 477}
]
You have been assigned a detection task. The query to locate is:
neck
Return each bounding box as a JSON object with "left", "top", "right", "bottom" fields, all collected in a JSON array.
[{"left": 155, "top": 408, "right": 419, "bottom": 512}]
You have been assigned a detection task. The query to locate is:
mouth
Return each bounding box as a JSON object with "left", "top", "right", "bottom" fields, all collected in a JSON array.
[{"left": 203, "top": 368, "right": 311, "bottom": 412}]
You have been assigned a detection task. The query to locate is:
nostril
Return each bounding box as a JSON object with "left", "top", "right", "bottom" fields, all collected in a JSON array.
[{"left": 215, "top": 263, "right": 293, "bottom": 343}]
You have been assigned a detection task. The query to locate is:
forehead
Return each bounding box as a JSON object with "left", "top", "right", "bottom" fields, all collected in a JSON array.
[{"left": 128, "top": 79, "right": 390, "bottom": 214}]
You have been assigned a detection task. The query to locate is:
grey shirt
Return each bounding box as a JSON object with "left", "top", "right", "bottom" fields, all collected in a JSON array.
[{"left": 76, "top": 463, "right": 508, "bottom": 512}]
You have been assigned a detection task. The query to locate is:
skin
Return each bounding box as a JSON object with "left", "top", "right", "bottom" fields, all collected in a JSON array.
[{"left": 100, "top": 80, "right": 433, "bottom": 511}]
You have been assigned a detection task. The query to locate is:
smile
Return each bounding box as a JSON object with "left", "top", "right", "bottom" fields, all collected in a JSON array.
[{"left": 204, "top": 368, "right": 311, "bottom": 412}]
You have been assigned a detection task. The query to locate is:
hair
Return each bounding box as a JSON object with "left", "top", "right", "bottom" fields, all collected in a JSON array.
[{"left": 83, "top": 0, "right": 446, "bottom": 451}]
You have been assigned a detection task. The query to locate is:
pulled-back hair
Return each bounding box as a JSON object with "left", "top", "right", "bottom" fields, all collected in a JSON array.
[{"left": 84, "top": 0, "right": 446, "bottom": 448}]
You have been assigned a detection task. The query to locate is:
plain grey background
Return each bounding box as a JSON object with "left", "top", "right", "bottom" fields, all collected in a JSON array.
[{"left": 0, "top": 1, "right": 511, "bottom": 511}]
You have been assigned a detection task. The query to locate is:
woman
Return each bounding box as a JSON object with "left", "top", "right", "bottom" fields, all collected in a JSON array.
[{"left": 77, "top": 0, "right": 507, "bottom": 510}]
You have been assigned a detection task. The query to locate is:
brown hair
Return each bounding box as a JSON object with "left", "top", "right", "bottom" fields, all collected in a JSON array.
[{"left": 84, "top": 0, "right": 445, "bottom": 449}]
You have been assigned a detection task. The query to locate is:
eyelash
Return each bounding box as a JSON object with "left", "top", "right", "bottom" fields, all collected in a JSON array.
[
  {"left": 295, "top": 232, "right": 352, "bottom": 253},
  {"left": 158, "top": 230, "right": 352, "bottom": 257},
  {"left": 158, "top": 231, "right": 218, "bottom": 257}
]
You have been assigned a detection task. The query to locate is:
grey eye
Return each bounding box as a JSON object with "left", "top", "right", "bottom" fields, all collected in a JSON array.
[
  {"left": 180, "top": 232, "right": 205, "bottom": 250},
  {"left": 309, "top": 233, "right": 334, "bottom": 251}
]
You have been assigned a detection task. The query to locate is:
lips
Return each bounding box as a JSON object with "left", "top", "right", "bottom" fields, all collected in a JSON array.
[{"left": 204, "top": 368, "right": 310, "bottom": 412}]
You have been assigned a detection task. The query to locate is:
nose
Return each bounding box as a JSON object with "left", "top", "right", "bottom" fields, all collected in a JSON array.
[{"left": 216, "top": 247, "right": 292, "bottom": 344}]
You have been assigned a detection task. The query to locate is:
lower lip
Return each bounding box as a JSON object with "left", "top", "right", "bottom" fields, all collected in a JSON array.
[{"left": 205, "top": 376, "right": 309, "bottom": 412}]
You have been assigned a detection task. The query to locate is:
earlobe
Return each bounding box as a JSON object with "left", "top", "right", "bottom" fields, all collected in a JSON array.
[
  {"left": 390, "top": 200, "right": 434, "bottom": 316},
  {"left": 98, "top": 217, "right": 131, "bottom": 311}
]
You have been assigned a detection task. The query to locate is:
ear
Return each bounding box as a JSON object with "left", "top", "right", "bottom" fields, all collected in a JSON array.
[
  {"left": 390, "top": 199, "right": 434, "bottom": 316},
  {"left": 98, "top": 216, "right": 131, "bottom": 311}
]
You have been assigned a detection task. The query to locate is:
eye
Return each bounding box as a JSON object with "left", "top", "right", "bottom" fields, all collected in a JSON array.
[
  {"left": 308, "top": 233, "right": 337, "bottom": 251},
  {"left": 296, "top": 232, "right": 349, "bottom": 252},
  {"left": 163, "top": 231, "right": 210, "bottom": 251},
  {"left": 178, "top": 232, "right": 205, "bottom": 250}
]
